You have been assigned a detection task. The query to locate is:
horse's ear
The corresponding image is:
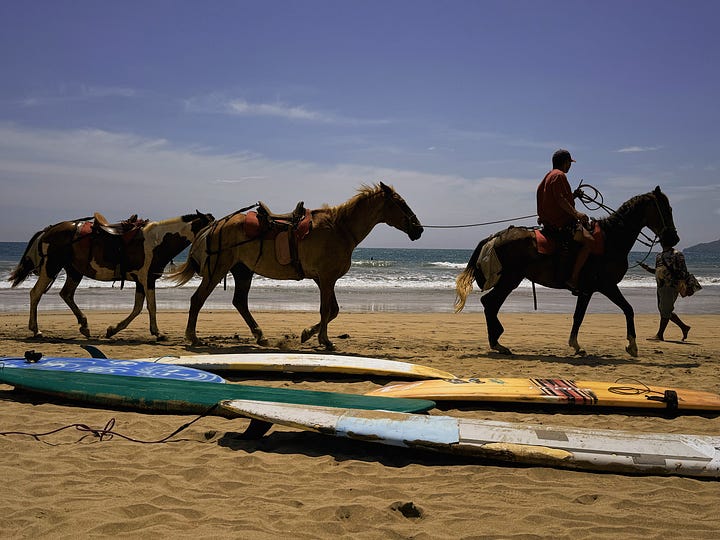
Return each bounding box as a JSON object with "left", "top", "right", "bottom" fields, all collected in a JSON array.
[
  {"left": 654, "top": 186, "right": 661, "bottom": 195},
  {"left": 379, "top": 182, "right": 392, "bottom": 195}
]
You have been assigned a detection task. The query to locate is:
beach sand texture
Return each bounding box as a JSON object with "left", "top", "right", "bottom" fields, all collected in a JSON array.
[{"left": 1, "top": 310, "right": 719, "bottom": 538}]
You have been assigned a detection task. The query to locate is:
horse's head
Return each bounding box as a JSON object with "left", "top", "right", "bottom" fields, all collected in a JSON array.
[
  {"left": 190, "top": 210, "right": 215, "bottom": 236},
  {"left": 379, "top": 182, "right": 424, "bottom": 241},
  {"left": 647, "top": 186, "right": 679, "bottom": 247}
]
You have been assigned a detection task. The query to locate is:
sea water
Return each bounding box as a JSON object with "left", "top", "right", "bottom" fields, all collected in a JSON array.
[{"left": 0, "top": 242, "right": 717, "bottom": 314}]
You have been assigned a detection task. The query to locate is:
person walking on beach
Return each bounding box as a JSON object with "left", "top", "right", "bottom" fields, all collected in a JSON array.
[
  {"left": 536, "top": 148, "right": 594, "bottom": 293},
  {"left": 639, "top": 239, "right": 692, "bottom": 341}
]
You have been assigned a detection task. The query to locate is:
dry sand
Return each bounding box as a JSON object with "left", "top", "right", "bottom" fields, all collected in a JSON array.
[{"left": 1, "top": 309, "right": 719, "bottom": 538}]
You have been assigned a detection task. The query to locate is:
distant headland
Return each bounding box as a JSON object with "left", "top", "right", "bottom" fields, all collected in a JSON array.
[{"left": 685, "top": 239, "right": 720, "bottom": 253}]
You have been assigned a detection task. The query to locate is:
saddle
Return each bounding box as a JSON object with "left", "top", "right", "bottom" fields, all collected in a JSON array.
[
  {"left": 92, "top": 212, "right": 148, "bottom": 237},
  {"left": 256, "top": 201, "right": 306, "bottom": 227},
  {"left": 243, "top": 201, "right": 312, "bottom": 275},
  {"left": 77, "top": 213, "right": 149, "bottom": 288},
  {"left": 535, "top": 222, "right": 604, "bottom": 256}
]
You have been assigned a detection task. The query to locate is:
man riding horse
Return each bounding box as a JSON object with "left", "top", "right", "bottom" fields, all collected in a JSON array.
[{"left": 536, "top": 148, "right": 594, "bottom": 294}]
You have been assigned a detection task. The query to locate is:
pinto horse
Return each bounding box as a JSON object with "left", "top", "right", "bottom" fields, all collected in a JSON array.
[
  {"left": 9, "top": 211, "right": 214, "bottom": 340},
  {"left": 455, "top": 187, "right": 679, "bottom": 357},
  {"left": 168, "top": 183, "right": 423, "bottom": 349}
]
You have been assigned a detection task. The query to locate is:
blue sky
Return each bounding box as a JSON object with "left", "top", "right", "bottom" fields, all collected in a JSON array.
[{"left": 1, "top": 0, "right": 718, "bottom": 249}]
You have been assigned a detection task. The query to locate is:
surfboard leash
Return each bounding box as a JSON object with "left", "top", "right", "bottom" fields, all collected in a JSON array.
[{"left": 0, "top": 404, "right": 221, "bottom": 446}]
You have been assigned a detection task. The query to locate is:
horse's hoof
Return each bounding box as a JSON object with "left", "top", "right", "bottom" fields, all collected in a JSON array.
[
  {"left": 491, "top": 344, "right": 513, "bottom": 356},
  {"left": 323, "top": 342, "right": 336, "bottom": 351},
  {"left": 31, "top": 331, "right": 43, "bottom": 339},
  {"left": 80, "top": 327, "right": 91, "bottom": 338},
  {"left": 625, "top": 345, "right": 638, "bottom": 357},
  {"left": 575, "top": 349, "right": 587, "bottom": 357},
  {"left": 257, "top": 338, "right": 269, "bottom": 346},
  {"left": 156, "top": 333, "right": 168, "bottom": 342},
  {"left": 301, "top": 329, "right": 313, "bottom": 343}
]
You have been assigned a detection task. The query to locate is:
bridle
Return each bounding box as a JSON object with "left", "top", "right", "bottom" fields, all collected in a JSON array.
[
  {"left": 577, "top": 182, "right": 675, "bottom": 248},
  {"left": 384, "top": 189, "right": 421, "bottom": 233},
  {"left": 651, "top": 194, "right": 677, "bottom": 243}
]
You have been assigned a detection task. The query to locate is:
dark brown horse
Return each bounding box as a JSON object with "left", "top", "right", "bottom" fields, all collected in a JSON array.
[
  {"left": 168, "top": 183, "right": 423, "bottom": 349},
  {"left": 9, "top": 211, "right": 214, "bottom": 340},
  {"left": 455, "top": 187, "right": 679, "bottom": 357}
]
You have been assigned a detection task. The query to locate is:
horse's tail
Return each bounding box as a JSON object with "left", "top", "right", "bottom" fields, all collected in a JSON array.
[
  {"left": 454, "top": 238, "right": 490, "bottom": 313},
  {"left": 166, "top": 222, "right": 221, "bottom": 286},
  {"left": 8, "top": 230, "right": 46, "bottom": 287},
  {"left": 165, "top": 259, "right": 198, "bottom": 286}
]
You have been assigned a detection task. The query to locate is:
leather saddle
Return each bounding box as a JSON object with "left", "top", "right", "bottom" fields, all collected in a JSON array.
[
  {"left": 243, "top": 201, "right": 312, "bottom": 275},
  {"left": 256, "top": 201, "right": 306, "bottom": 230},
  {"left": 535, "top": 222, "right": 604, "bottom": 256},
  {"left": 77, "top": 213, "right": 149, "bottom": 288},
  {"left": 92, "top": 212, "right": 148, "bottom": 237}
]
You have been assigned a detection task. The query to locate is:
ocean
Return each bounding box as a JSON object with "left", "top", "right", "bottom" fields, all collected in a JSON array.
[{"left": 0, "top": 242, "right": 717, "bottom": 315}]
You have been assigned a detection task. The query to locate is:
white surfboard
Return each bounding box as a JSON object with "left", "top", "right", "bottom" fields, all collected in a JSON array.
[
  {"left": 133, "top": 353, "right": 456, "bottom": 380},
  {"left": 220, "top": 399, "right": 720, "bottom": 478}
]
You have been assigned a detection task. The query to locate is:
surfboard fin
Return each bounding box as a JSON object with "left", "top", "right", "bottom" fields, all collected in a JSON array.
[
  {"left": 81, "top": 344, "right": 108, "bottom": 359},
  {"left": 239, "top": 419, "right": 273, "bottom": 439}
]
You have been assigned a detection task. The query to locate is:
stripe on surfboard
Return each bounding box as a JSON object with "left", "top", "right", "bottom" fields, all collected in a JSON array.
[{"left": 531, "top": 378, "right": 599, "bottom": 405}]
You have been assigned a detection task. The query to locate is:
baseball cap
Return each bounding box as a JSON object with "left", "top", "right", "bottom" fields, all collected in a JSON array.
[{"left": 553, "top": 149, "right": 576, "bottom": 162}]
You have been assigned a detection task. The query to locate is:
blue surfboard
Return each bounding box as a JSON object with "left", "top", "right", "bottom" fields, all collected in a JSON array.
[{"left": 0, "top": 354, "right": 225, "bottom": 383}]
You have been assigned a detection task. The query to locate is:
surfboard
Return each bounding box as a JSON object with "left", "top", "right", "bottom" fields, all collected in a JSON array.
[
  {"left": 0, "top": 366, "right": 435, "bottom": 417},
  {"left": 365, "top": 377, "right": 720, "bottom": 412},
  {"left": 83, "top": 346, "right": 456, "bottom": 380},
  {"left": 219, "top": 400, "right": 720, "bottom": 478},
  {"left": 0, "top": 354, "right": 225, "bottom": 383}
]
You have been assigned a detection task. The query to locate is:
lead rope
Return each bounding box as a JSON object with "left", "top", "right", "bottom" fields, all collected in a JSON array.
[{"left": 422, "top": 214, "right": 537, "bottom": 229}]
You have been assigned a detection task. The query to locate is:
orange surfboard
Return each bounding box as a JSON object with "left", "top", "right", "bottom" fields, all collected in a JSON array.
[{"left": 366, "top": 377, "right": 720, "bottom": 412}]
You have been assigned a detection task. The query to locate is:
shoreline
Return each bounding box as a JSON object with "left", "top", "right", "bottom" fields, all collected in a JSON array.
[{"left": 1, "top": 283, "right": 718, "bottom": 315}]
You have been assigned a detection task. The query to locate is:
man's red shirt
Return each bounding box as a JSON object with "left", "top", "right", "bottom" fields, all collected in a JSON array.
[{"left": 536, "top": 169, "right": 576, "bottom": 229}]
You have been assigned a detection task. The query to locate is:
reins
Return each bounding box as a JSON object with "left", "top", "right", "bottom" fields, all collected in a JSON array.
[{"left": 574, "top": 181, "right": 660, "bottom": 267}]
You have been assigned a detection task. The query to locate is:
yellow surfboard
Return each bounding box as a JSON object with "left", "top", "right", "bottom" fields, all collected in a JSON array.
[{"left": 366, "top": 377, "right": 720, "bottom": 412}]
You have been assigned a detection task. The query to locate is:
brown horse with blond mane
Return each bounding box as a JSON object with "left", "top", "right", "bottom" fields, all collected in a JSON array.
[{"left": 168, "top": 183, "right": 423, "bottom": 349}]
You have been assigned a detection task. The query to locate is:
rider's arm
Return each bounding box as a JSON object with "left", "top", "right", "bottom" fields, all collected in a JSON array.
[{"left": 557, "top": 195, "right": 589, "bottom": 225}]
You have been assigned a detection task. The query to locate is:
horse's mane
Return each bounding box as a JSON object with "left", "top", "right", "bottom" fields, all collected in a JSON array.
[
  {"left": 597, "top": 192, "right": 654, "bottom": 229},
  {"left": 322, "top": 183, "right": 387, "bottom": 224},
  {"left": 143, "top": 213, "right": 199, "bottom": 233}
]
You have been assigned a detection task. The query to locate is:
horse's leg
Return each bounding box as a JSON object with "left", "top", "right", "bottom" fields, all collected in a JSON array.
[
  {"left": 28, "top": 269, "right": 56, "bottom": 338},
  {"left": 57, "top": 268, "right": 92, "bottom": 338},
  {"left": 145, "top": 280, "right": 167, "bottom": 341},
  {"left": 600, "top": 284, "right": 637, "bottom": 357},
  {"left": 230, "top": 263, "right": 268, "bottom": 346},
  {"left": 568, "top": 292, "right": 593, "bottom": 356},
  {"left": 106, "top": 282, "right": 146, "bottom": 339},
  {"left": 480, "top": 276, "right": 523, "bottom": 355},
  {"left": 185, "top": 271, "right": 227, "bottom": 346},
  {"left": 301, "top": 278, "right": 322, "bottom": 344},
  {"left": 313, "top": 279, "right": 339, "bottom": 350}
]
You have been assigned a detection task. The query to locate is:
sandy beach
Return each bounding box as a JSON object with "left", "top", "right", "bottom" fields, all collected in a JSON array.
[{"left": 1, "top": 309, "right": 720, "bottom": 538}]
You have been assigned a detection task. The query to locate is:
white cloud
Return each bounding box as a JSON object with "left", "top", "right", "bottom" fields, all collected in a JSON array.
[
  {"left": 616, "top": 145, "right": 662, "bottom": 153},
  {"left": 184, "top": 93, "right": 390, "bottom": 126},
  {"left": 0, "top": 123, "right": 534, "bottom": 247},
  {"left": 227, "top": 99, "right": 328, "bottom": 121}
]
